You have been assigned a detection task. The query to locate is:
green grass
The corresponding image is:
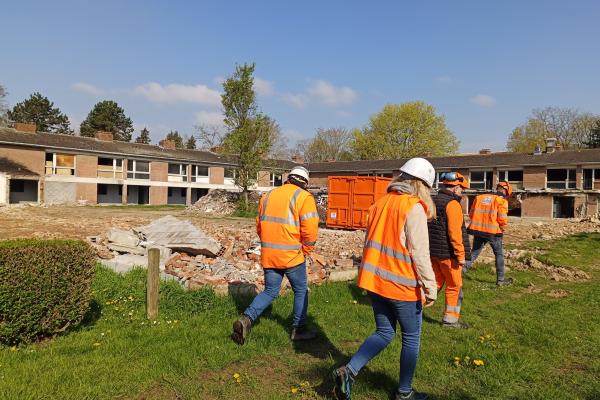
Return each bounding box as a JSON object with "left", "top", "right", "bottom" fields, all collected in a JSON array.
[{"left": 1, "top": 234, "right": 599, "bottom": 399}]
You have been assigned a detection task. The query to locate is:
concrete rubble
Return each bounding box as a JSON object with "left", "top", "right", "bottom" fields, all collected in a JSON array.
[{"left": 89, "top": 215, "right": 362, "bottom": 296}]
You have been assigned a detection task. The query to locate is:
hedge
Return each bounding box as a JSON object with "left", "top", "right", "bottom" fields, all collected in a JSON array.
[{"left": 0, "top": 239, "right": 96, "bottom": 345}]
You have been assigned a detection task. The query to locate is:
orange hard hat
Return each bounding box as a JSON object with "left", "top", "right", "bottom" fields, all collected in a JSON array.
[
  {"left": 440, "top": 172, "right": 470, "bottom": 189},
  {"left": 498, "top": 181, "right": 513, "bottom": 197}
]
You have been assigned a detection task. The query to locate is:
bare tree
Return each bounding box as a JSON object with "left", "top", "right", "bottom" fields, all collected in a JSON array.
[
  {"left": 195, "top": 124, "right": 226, "bottom": 151},
  {"left": 297, "top": 127, "right": 353, "bottom": 163},
  {"left": 507, "top": 107, "right": 600, "bottom": 152},
  {"left": 0, "top": 85, "right": 8, "bottom": 126}
]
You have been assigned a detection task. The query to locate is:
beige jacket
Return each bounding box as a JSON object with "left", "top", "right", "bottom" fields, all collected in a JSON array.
[{"left": 388, "top": 182, "right": 438, "bottom": 301}]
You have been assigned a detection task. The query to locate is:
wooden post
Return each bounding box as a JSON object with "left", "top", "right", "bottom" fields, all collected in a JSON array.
[{"left": 147, "top": 248, "right": 160, "bottom": 320}]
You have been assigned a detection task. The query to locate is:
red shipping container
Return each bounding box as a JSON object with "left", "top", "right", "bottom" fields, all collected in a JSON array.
[{"left": 326, "top": 176, "right": 392, "bottom": 229}]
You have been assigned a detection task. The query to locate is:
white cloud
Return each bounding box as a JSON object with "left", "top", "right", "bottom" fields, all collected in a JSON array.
[
  {"left": 195, "top": 110, "right": 225, "bottom": 127},
  {"left": 435, "top": 76, "right": 453, "bottom": 84},
  {"left": 307, "top": 80, "right": 357, "bottom": 106},
  {"left": 282, "top": 93, "right": 308, "bottom": 109},
  {"left": 470, "top": 94, "right": 496, "bottom": 107},
  {"left": 71, "top": 82, "right": 103, "bottom": 95},
  {"left": 254, "top": 77, "right": 275, "bottom": 96},
  {"left": 133, "top": 83, "right": 221, "bottom": 105}
]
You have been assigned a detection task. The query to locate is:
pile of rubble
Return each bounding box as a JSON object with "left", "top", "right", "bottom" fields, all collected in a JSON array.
[
  {"left": 90, "top": 215, "right": 361, "bottom": 296},
  {"left": 186, "top": 189, "right": 262, "bottom": 215}
]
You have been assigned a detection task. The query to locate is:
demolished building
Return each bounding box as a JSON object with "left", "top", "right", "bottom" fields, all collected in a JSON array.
[{"left": 1, "top": 123, "right": 599, "bottom": 218}]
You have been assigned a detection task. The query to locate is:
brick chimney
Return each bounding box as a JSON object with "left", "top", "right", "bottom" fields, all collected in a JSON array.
[
  {"left": 14, "top": 122, "right": 37, "bottom": 133},
  {"left": 95, "top": 131, "right": 114, "bottom": 141},
  {"left": 159, "top": 139, "right": 176, "bottom": 150},
  {"left": 291, "top": 154, "right": 305, "bottom": 164},
  {"left": 545, "top": 137, "right": 557, "bottom": 153},
  {"left": 479, "top": 148, "right": 492, "bottom": 155}
]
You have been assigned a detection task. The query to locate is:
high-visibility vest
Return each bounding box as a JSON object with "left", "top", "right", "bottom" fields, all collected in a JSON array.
[
  {"left": 257, "top": 183, "right": 319, "bottom": 269},
  {"left": 467, "top": 193, "right": 508, "bottom": 236},
  {"left": 357, "top": 192, "right": 426, "bottom": 302}
]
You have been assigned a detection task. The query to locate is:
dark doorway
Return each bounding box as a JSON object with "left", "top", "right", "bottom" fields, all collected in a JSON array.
[
  {"left": 553, "top": 196, "right": 575, "bottom": 218},
  {"left": 9, "top": 179, "right": 38, "bottom": 203}
]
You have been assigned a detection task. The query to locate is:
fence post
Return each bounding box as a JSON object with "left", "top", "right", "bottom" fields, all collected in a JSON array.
[{"left": 147, "top": 248, "right": 160, "bottom": 320}]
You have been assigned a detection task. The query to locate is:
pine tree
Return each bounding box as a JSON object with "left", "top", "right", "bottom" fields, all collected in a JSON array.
[
  {"left": 185, "top": 135, "right": 197, "bottom": 149},
  {"left": 80, "top": 100, "right": 134, "bottom": 141},
  {"left": 135, "top": 127, "right": 151, "bottom": 144},
  {"left": 8, "top": 92, "right": 72, "bottom": 134},
  {"left": 166, "top": 130, "right": 184, "bottom": 148}
]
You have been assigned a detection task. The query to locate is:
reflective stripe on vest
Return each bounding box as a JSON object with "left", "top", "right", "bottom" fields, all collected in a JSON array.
[
  {"left": 361, "top": 262, "right": 418, "bottom": 287},
  {"left": 261, "top": 241, "right": 302, "bottom": 250},
  {"left": 300, "top": 211, "right": 319, "bottom": 221},
  {"left": 259, "top": 188, "right": 303, "bottom": 227},
  {"left": 469, "top": 221, "right": 501, "bottom": 230},
  {"left": 364, "top": 239, "right": 413, "bottom": 263}
]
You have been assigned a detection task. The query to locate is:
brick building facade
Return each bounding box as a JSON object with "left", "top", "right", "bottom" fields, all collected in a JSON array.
[{"left": 1, "top": 125, "right": 599, "bottom": 219}]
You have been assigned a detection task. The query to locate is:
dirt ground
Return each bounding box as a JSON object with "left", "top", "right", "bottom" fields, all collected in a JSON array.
[{"left": 1, "top": 204, "right": 599, "bottom": 259}]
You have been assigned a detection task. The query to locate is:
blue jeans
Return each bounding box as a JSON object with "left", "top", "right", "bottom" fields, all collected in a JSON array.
[
  {"left": 243, "top": 262, "right": 308, "bottom": 328},
  {"left": 470, "top": 235, "right": 505, "bottom": 282},
  {"left": 347, "top": 292, "right": 423, "bottom": 394}
]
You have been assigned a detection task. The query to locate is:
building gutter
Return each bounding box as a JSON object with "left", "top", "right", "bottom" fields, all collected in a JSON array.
[{"left": 0, "top": 140, "right": 238, "bottom": 167}]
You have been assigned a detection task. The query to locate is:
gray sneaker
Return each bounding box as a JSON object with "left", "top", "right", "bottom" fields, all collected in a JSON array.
[
  {"left": 395, "top": 389, "right": 429, "bottom": 400},
  {"left": 496, "top": 277, "right": 514, "bottom": 287},
  {"left": 443, "top": 320, "right": 469, "bottom": 329},
  {"left": 290, "top": 325, "right": 318, "bottom": 341},
  {"left": 231, "top": 315, "right": 252, "bottom": 345}
]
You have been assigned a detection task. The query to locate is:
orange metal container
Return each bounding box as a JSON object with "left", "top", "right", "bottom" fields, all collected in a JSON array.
[{"left": 326, "top": 176, "right": 392, "bottom": 229}]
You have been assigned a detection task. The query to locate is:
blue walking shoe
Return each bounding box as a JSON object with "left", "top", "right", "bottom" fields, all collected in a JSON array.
[{"left": 333, "top": 366, "right": 354, "bottom": 400}]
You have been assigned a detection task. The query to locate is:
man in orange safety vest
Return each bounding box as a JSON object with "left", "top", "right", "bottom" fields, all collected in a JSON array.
[
  {"left": 231, "top": 166, "right": 320, "bottom": 345},
  {"left": 465, "top": 181, "right": 514, "bottom": 286}
]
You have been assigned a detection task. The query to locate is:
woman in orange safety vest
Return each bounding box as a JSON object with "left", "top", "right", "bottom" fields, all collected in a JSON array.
[{"left": 333, "top": 158, "right": 438, "bottom": 400}]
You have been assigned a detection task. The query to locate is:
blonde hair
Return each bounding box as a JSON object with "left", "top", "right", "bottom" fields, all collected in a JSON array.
[{"left": 392, "top": 175, "right": 436, "bottom": 220}]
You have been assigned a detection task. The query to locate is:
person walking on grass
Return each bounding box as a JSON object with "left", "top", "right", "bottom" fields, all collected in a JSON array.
[
  {"left": 464, "top": 181, "right": 514, "bottom": 286},
  {"left": 333, "top": 158, "right": 438, "bottom": 400},
  {"left": 427, "top": 172, "right": 471, "bottom": 329},
  {"left": 231, "top": 166, "right": 320, "bottom": 345}
]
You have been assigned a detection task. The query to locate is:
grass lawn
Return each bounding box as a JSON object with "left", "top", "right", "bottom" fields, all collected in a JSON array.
[{"left": 1, "top": 234, "right": 599, "bottom": 400}]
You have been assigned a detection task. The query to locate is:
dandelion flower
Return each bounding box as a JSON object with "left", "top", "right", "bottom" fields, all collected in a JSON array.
[
  {"left": 291, "top": 387, "right": 299, "bottom": 394},
  {"left": 473, "top": 359, "right": 484, "bottom": 366},
  {"left": 233, "top": 373, "right": 240, "bottom": 379},
  {"left": 351, "top": 300, "right": 358, "bottom": 304}
]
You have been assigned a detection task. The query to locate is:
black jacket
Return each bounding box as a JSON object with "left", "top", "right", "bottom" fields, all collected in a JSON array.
[{"left": 428, "top": 189, "right": 472, "bottom": 261}]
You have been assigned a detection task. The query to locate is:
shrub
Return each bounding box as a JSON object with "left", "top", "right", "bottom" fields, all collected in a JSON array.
[{"left": 0, "top": 239, "right": 96, "bottom": 345}]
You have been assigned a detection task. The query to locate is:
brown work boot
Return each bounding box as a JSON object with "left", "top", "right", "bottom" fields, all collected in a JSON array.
[
  {"left": 231, "top": 315, "right": 252, "bottom": 345},
  {"left": 290, "top": 325, "right": 318, "bottom": 341}
]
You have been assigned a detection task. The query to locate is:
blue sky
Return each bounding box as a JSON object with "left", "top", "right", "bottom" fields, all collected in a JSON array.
[{"left": 2, "top": 0, "right": 600, "bottom": 152}]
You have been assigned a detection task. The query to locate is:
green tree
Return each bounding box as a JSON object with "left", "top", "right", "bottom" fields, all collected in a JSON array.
[
  {"left": 166, "top": 130, "right": 184, "bottom": 148},
  {"left": 221, "top": 63, "right": 274, "bottom": 208},
  {"left": 80, "top": 100, "right": 133, "bottom": 141},
  {"left": 0, "top": 85, "right": 9, "bottom": 126},
  {"left": 297, "top": 127, "right": 353, "bottom": 163},
  {"left": 134, "top": 127, "right": 151, "bottom": 144},
  {"left": 349, "top": 102, "right": 459, "bottom": 160},
  {"left": 185, "top": 135, "right": 197, "bottom": 149},
  {"left": 586, "top": 120, "right": 600, "bottom": 148},
  {"left": 507, "top": 118, "right": 547, "bottom": 153},
  {"left": 7, "top": 92, "right": 72, "bottom": 134}
]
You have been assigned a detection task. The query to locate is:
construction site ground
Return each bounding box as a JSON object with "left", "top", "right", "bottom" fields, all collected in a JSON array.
[
  {"left": 1, "top": 204, "right": 599, "bottom": 399},
  {"left": 2, "top": 203, "right": 599, "bottom": 248}
]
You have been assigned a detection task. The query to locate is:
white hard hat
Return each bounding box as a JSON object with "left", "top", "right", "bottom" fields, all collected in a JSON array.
[
  {"left": 289, "top": 166, "right": 309, "bottom": 182},
  {"left": 399, "top": 157, "right": 435, "bottom": 188}
]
